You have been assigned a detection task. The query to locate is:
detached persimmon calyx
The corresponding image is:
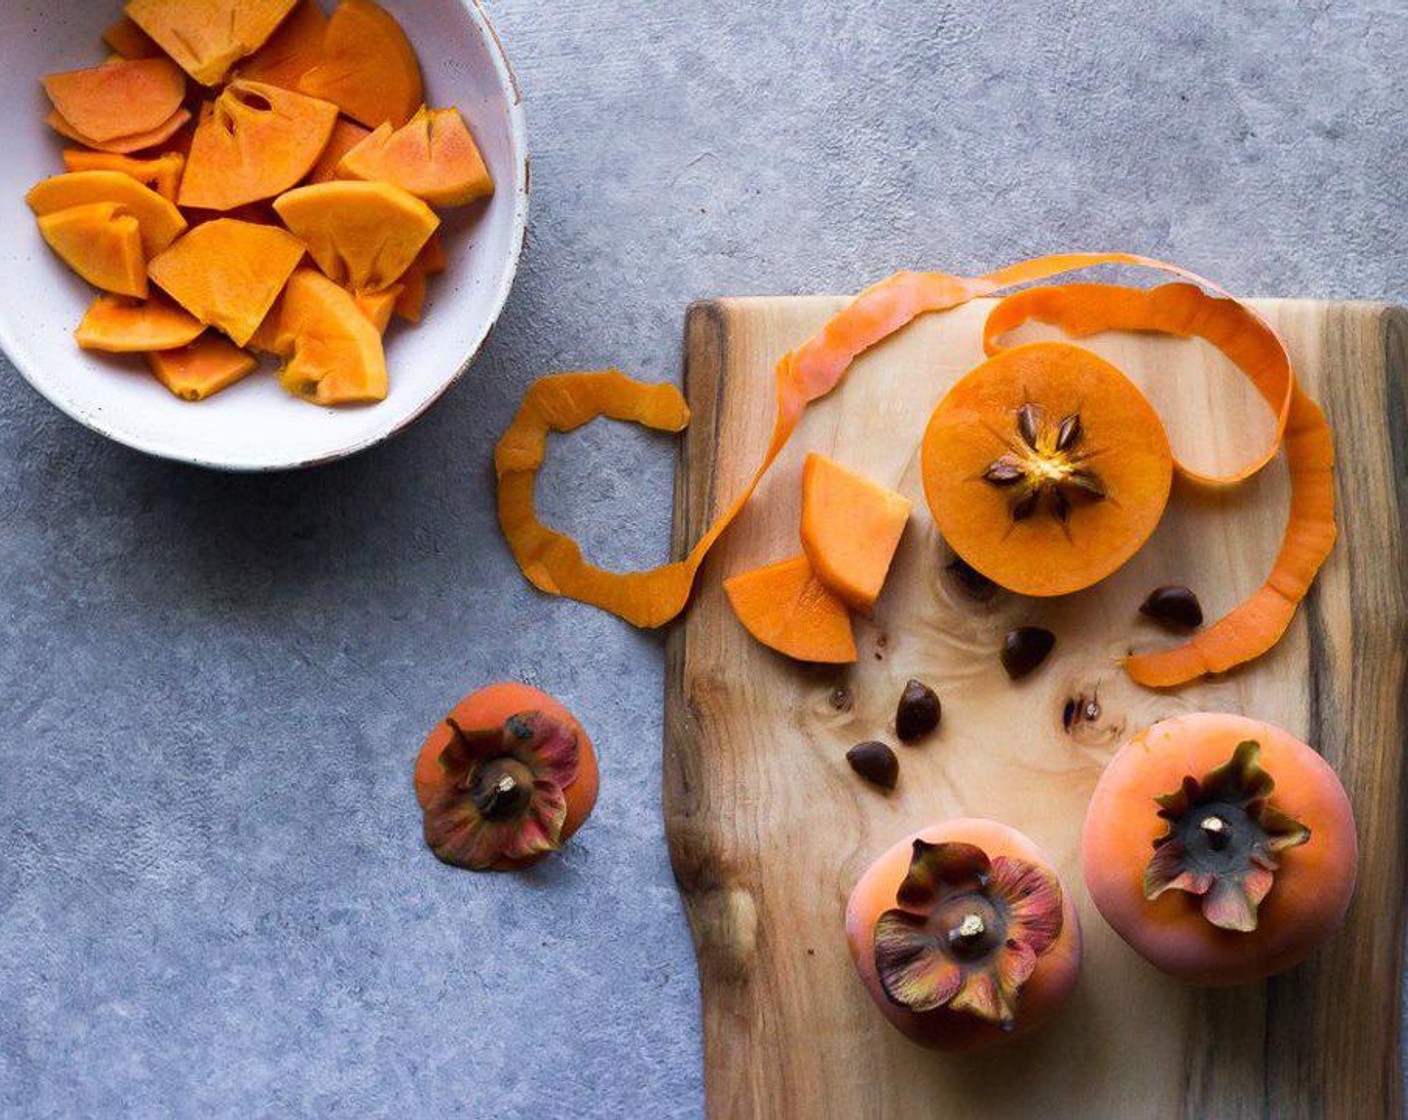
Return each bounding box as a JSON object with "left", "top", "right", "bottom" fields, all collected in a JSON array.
[
  {"left": 874, "top": 840, "right": 1063, "bottom": 1030},
  {"left": 982, "top": 403, "right": 1107, "bottom": 524},
  {"left": 1143, "top": 740, "right": 1311, "bottom": 932},
  {"left": 422, "top": 712, "right": 581, "bottom": 871}
]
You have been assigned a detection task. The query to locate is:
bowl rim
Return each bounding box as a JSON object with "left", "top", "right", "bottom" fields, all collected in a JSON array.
[{"left": 0, "top": 0, "right": 530, "bottom": 473}]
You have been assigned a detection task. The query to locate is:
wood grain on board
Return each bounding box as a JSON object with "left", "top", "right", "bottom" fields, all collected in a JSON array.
[{"left": 664, "top": 295, "right": 1407, "bottom": 1119}]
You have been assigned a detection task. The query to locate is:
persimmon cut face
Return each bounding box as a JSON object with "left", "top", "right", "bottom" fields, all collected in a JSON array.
[
  {"left": 179, "top": 80, "right": 339, "bottom": 211},
  {"left": 874, "top": 840, "right": 1063, "bottom": 1029},
  {"left": 42, "top": 58, "right": 187, "bottom": 144},
  {"left": 46, "top": 106, "right": 192, "bottom": 156},
  {"left": 235, "top": 0, "right": 329, "bottom": 91},
  {"left": 922, "top": 341, "right": 1172, "bottom": 597},
  {"left": 421, "top": 712, "right": 583, "bottom": 871},
  {"left": 146, "top": 335, "right": 257, "bottom": 401},
  {"left": 126, "top": 0, "right": 301, "bottom": 85},
  {"left": 1144, "top": 740, "right": 1311, "bottom": 933},
  {"left": 62, "top": 151, "right": 186, "bottom": 203},
  {"left": 298, "top": 0, "right": 423, "bottom": 129},
  {"left": 27, "top": 171, "right": 187, "bottom": 258},
  {"left": 76, "top": 293, "right": 205, "bottom": 353},
  {"left": 338, "top": 107, "right": 495, "bottom": 208},
  {"left": 37, "top": 203, "right": 148, "bottom": 298},
  {"left": 723, "top": 554, "right": 858, "bottom": 664},
  {"left": 273, "top": 268, "right": 389, "bottom": 405}
]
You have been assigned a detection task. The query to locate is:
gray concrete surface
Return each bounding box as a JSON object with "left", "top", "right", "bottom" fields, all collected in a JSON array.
[{"left": 1, "top": 1, "right": 1405, "bottom": 1115}]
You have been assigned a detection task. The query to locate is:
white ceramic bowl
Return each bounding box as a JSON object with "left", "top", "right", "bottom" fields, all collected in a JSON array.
[{"left": 0, "top": 0, "right": 528, "bottom": 470}]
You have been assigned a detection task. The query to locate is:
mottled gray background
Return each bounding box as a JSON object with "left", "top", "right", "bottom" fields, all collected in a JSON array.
[{"left": 1, "top": 1, "right": 1405, "bottom": 1116}]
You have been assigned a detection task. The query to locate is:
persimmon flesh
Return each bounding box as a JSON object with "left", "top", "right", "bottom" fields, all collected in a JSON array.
[
  {"left": 298, "top": 0, "right": 423, "bottom": 129},
  {"left": 146, "top": 336, "right": 258, "bottom": 401},
  {"left": 723, "top": 554, "right": 858, "bottom": 664},
  {"left": 800, "top": 453, "right": 911, "bottom": 615},
  {"left": 846, "top": 818, "right": 1081, "bottom": 1051},
  {"left": 76, "top": 294, "right": 204, "bottom": 352},
  {"left": 1082, "top": 712, "right": 1356, "bottom": 986},
  {"left": 415, "top": 683, "right": 599, "bottom": 872},
  {"left": 921, "top": 340, "right": 1173, "bottom": 597}
]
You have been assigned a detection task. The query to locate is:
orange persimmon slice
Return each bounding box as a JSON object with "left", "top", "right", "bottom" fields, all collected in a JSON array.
[
  {"left": 46, "top": 106, "right": 192, "bottom": 156},
  {"left": 724, "top": 555, "right": 858, "bottom": 664},
  {"left": 179, "top": 80, "right": 339, "bottom": 211},
  {"left": 42, "top": 58, "right": 186, "bottom": 145},
  {"left": 76, "top": 293, "right": 205, "bottom": 352},
  {"left": 981, "top": 282, "right": 1336, "bottom": 687},
  {"left": 125, "top": 0, "right": 300, "bottom": 86},
  {"left": 298, "top": 0, "right": 423, "bottom": 129},
  {"left": 103, "top": 17, "right": 163, "bottom": 61},
  {"left": 62, "top": 151, "right": 185, "bottom": 202},
  {"left": 306, "top": 119, "right": 373, "bottom": 185},
  {"left": 36, "top": 203, "right": 149, "bottom": 298},
  {"left": 146, "top": 335, "right": 259, "bottom": 401},
  {"left": 235, "top": 0, "right": 328, "bottom": 91},
  {"left": 921, "top": 341, "right": 1173, "bottom": 597},
  {"left": 800, "top": 454, "right": 912, "bottom": 614},
  {"left": 338, "top": 107, "right": 494, "bottom": 208}
]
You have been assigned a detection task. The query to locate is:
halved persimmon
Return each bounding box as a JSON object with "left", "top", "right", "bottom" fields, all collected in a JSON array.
[
  {"left": 723, "top": 554, "right": 857, "bottom": 664},
  {"left": 125, "top": 0, "right": 300, "bottom": 86},
  {"left": 146, "top": 335, "right": 258, "bottom": 401},
  {"left": 846, "top": 818, "right": 1081, "bottom": 1051},
  {"left": 298, "top": 0, "right": 423, "bottom": 129},
  {"left": 800, "top": 453, "right": 911, "bottom": 615},
  {"left": 1082, "top": 712, "right": 1356, "bottom": 987},
  {"left": 415, "top": 682, "right": 600, "bottom": 873},
  {"left": 338, "top": 107, "right": 494, "bottom": 208},
  {"left": 76, "top": 293, "right": 204, "bottom": 352},
  {"left": 921, "top": 341, "right": 1173, "bottom": 598},
  {"left": 179, "top": 80, "right": 339, "bottom": 211}
]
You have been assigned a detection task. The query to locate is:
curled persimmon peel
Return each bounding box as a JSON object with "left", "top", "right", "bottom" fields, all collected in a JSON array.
[{"left": 496, "top": 254, "right": 1328, "bottom": 688}]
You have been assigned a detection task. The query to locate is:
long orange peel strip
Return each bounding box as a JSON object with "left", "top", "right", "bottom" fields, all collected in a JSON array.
[
  {"left": 495, "top": 253, "right": 1331, "bottom": 686},
  {"left": 983, "top": 282, "right": 1336, "bottom": 687}
]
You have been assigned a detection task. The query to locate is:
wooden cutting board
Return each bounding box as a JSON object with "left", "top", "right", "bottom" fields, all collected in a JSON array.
[{"left": 664, "top": 296, "right": 1407, "bottom": 1119}]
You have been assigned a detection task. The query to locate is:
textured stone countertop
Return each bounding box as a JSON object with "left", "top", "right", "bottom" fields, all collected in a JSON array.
[{"left": 1, "top": 1, "right": 1404, "bottom": 1115}]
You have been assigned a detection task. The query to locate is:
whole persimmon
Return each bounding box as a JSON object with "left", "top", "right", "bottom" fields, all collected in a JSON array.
[
  {"left": 1082, "top": 712, "right": 1357, "bottom": 986},
  {"left": 845, "top": 818, "right": 1082, "bottom": 1051},
  {"left": 415, "top": 683, "right": 599, "bottom": 873}
]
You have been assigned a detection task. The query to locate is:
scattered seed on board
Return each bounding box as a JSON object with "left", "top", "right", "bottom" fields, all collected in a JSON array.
[
  {"left": 895, "top": 679, "right": 941, "bottom": 742},
  {"left": 846, "top": 741, "right": 899, "bottom": 790},
  {"left": 1002, "top": 627, "right": 1056, "bottom": 680}
]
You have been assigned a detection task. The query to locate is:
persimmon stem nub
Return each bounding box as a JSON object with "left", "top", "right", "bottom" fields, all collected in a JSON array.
[
  {"left": 949, "top": 912, "right": 988, "bottom": 946},
  {"left": 1199, "top": 815, "right": 1231, "bottom": 851}
]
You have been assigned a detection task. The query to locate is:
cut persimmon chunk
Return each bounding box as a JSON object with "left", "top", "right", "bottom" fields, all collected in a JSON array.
[
  {"left": 76, "top": 294, "right": 204, "bottom": 352},
  {"left": 921, "top": 341, "right": 1173, "bottom": 598},
  {"left": 148, "top": 218, "right": 306, "bottom": 346},
  {"left": 235, "top": 0, "right": 328, "bottom": 91},
  {"left": 37, "top": 204, "right": 148, "bottom": 298},
  {"left": 393, "top": 232, "right": 447, "bottom": 323},
  {"left": 339, "top": 107, "right": 494, "bottom": 207},
  {"left": 724, "top": 554, "right": 858, "bottom": 664},
  {"left": 42, "top": 58, "right": 187, "bottom": 145},
  {"left": 104, "top": 17, "right": 162, "bottom": 60},
  {"left": 27, "top": 170, "right": 187, "bottom": 257},
  {"left": 180, "top": 80, "right": 339, "bottom": 211},
  {"left": 125, "top": 0, "right": 300, "bottom": 85},
  {"left": 274, "top": 181, "right": 439, "bottom": 292},
  {"left": 146, "top": 336, "right": 258, "bottom": 401},
  {"left": 306, "top": 119, "right": 372, "bottom": 185},
  {"left": 801, "top": 454, "right": 911, "bottom": 614},
  {"left": 273, "top": 268, "right": 389, "bottom": 405},
  {"left": 46, "top": 106, "right": 192, "bottom": 156},
  {"left": 62, "top": 151, "right": 185, "bottom": 202},
  {"left": 298, "top": 0, "right": 423, "bottom": 129}
]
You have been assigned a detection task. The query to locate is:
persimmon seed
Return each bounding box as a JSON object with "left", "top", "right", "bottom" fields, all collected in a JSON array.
[
  {"left": 1002, "top": 627, "right": 1056, "bottom": 680},
  {"left": 846, "top": 741, "right": 899, "bottom": 790},
  {"left": 1141, "top": 585, "right": 1204, "bottom": 629},
  {"left": 896, "top": 679, "right": 942, "bottom": 741}
]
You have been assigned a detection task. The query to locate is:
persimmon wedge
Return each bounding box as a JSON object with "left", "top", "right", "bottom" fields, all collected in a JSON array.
[
  {"left": 306, "top": 119, "right": 372, "bottom": 185},
  {"left": 179, "top": 80, "right": 339, "bottom": 211},
  {"left": 724, "top": 554, "right": 858, "bottom": 664},
  {"left": 338, "top": 107, "right": 494, "bottom": 207},
  {"left": 800, "top": 454, "right": 911, "bottom": 614},
  {"left": 62, "top": 151, "right": 185, "bottom": 202},
  {"left": 921, "top": 341, "right": 1173, "bottom": 597},
  {"left": 274, "top": 181, "right": 439, "bottom": 293},
  {"left": 42, "top": 58, "right": 187, "bottom": 145},
  {"left": 46, "top": 106, "right": 192, "bottom": 156},
  {"left": 147, "top": 218, "right": 306, "bottom": 346},
  {"left": 27, "top": 171, "right": 187, "bottom": 257},
  {"left": 298, "top": 0, "right": 423, "bottom": 129},
  {"left": 235, "top": 0, "right": 328, "bottom": 91},
  {"left": 146, "top": 335, "right": 258, "bottom": 401},
  {"left": 125, "top": 0, "right": 300, "bottom": 86},
  {"left": 273, "top": 268, "right": 389, "bottom": 405},
  {"left": 76, "top": 294, "right": 204, "bottom": 352},
  {"left": 36, "top": 203, "right": 148, "bottom": 298}
]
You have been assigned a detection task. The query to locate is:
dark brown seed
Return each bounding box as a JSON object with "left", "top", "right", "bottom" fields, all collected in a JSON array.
[
  {"left": 1016, "top": 403, "right": 1043, "bottom": 449},
  {"left": 1002, "top": 627, "right": 1056, "bottom": 680},
  {"left": 846, "top": 741, "right": 899, "bottom": 789},
  {"left": 1140, "top": 585, "right": 1204, "bottom": 629},
  {"left": 1055, "top": 412, "right": 1083, "bottom": 452},
  {"left": 983, "top": 455, "right": 1025, "bottom": 486},
  {"left": 1050, "top": 487, "right": 1071, "bottom": 523},
  {"left": 946, "top": 555, "right": 997, "bottom": 601},
  {"left": 1010, "top": 490, "right": 1040, "bottom": 522},
  {"left": 896, "top": 679, "right": 941, "bottom": 741},
  {"left": 1066, "top": 468, "right": 1107, "bottom": 499}
]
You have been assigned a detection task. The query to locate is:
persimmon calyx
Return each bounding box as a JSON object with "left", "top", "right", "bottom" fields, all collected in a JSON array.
[
  {"left": 873, "top": 840, "right": 1063, "bottom": 1030},
  {"left": 982, "top": 402, "right": 1107, "bottom": 524},
  {"left": 422, "top": 712, "right": 581, "bottom": 870},
  {"left": 1143, "top": 740, "right": 1311, "bottom": 932}
]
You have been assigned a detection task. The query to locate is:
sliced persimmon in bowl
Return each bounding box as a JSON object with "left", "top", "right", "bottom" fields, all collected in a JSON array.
[
  {"left": 338, "top": 107, "right": 494, "bottom": 208},
  {"left": 921, "top": 340, "right": 1173, "bottom": 598}
]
